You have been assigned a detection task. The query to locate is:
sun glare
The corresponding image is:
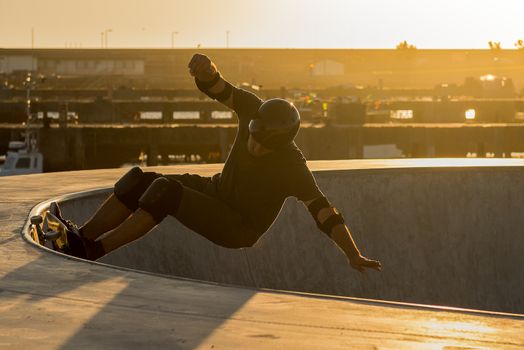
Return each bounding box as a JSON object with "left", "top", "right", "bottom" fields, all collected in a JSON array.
[{"left": 420, "top": 319, "right": 496, "bottom": 336}]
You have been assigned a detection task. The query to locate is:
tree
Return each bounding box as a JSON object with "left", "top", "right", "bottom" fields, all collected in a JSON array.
[
  {"left": 396, "top": 40, "right": 416, "bottom": 50},
  {"left": 515, "top": 39, "right": 524, "bottom": 50},
  {"left": 488, "top": 41, "right": 501, "bottom": 50}
]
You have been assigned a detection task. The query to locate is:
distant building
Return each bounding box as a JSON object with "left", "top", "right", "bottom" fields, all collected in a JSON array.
[
  {"left": 1, "top": 48, "right": 524, "bottom": 90},
  {"left": 0, "top": 51, "right": 144, "bottom": 76},
  {"left": 38, "top": 59, "right": 144, "bottom": 76},
  {"left": 311, "top": 59, "right": 344, "bottom": 76},
  {"left": 0, "top": 55, "right": 36, "bottom": 73}
]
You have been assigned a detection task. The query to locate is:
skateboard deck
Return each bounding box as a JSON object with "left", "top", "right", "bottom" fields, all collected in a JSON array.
[
  {"left": 30, "top": 203, "right": 84, "bottom": 257},
  {"left": 30, "top": 211, "right": 69, "bottom": 252}
]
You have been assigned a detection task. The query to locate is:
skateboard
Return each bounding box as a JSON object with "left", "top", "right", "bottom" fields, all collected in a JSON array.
[{"left": 30, "top": 203, "right": 85, "bottom": 257}]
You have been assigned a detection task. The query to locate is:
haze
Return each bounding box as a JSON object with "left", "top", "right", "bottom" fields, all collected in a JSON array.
[{"left": 0, "top": 0, "right": 523, "bottom": 49}]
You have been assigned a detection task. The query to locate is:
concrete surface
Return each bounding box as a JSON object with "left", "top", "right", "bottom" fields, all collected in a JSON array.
[
  {"left": 1, "top": 159, "right": 524, "bottom": 349},
  {"left": 53, "top": 158, "right": 524, "bottom": 313}
]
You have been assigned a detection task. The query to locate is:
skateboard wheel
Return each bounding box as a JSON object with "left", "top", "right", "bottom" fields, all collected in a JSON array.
[
  {"left": 44, "top": 230, "right": 61, "bottom": 241},
  {"left": 31, "top": 215, "right": 43, "bottom": 225}
]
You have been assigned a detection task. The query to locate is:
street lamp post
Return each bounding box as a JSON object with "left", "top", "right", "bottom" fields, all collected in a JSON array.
[
  {"left": 100, "top": 32, "right": 104, "bottom": 48},
  {"left": 171, "top": 31, "right": 179, "bottom": 48},
  {"left": 25, "top": 74, "right": 32, "bottom": 121},
  {"left": 104, "top": 29, "right": 112, "bottom": 48}
]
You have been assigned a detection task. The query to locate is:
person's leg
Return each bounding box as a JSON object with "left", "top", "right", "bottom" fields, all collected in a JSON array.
[
  {"left": 80, "top": 167, "right": 161, "bottom": 240},
  {"left": 96, "top": 208, "right": 157, "bottom": 253},
  {"left": 168, "top": 172, "right": 260, "bottom": 248},
  {"left": 93, "top": 173, "right": 258, "bottom": 259},
  {"left": 80, "top": 194, "right": 132, "bottom": 240},
  {"left": 94, "top": 176, "right": 184, "bottom": 256},
  {"left": 173, "top": 186, "right": 260, "bottom": 248}
]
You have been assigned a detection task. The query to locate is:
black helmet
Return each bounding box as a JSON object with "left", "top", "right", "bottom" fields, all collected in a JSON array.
[{"left": 248, "top": 98, "right": 300, "bottom": 150}]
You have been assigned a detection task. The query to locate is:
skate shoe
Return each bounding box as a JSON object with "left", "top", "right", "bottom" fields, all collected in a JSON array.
[
  {"left": 49, "top": 202, "right": 83, "bottom": 238},
  {"left": 48, "top": 202, "right": 105, "bottom": 260}
]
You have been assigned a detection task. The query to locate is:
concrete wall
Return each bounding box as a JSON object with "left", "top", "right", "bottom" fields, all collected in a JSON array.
[
  {"left": 58, "top": 166, "right": 524, "bottom": 314},
  {"left": 0, "top": 55, "right": 36, "bottom": 73},
  {"left": 41, "top": 59, "right": 145, "bottom": 75}
]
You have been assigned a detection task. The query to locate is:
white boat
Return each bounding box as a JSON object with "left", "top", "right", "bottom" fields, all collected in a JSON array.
[
  {"left": 0, "top": 140, "right": 43, "bottom": 176},
  {"left": 0, "top": 72, "right": 45, "bottom": 176}
]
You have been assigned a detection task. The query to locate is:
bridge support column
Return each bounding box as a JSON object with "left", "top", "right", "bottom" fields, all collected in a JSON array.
[{"left": 147, "top": 144, "right": 159, "bottom": 166}]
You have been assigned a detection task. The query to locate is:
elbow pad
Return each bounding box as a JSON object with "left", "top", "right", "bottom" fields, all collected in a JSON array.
[{"left": 307, "top": 196, "right": 345, "bottom": 237}]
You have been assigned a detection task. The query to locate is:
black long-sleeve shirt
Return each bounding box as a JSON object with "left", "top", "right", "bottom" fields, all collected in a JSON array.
[{"left": 212, "top": 86, "right": 323, "bottom": 234}]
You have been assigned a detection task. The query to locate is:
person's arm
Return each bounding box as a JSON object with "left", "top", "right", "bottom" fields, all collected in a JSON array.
[
  {"left": 188, "top": 53, "right": 262, "bottom": 119},
  {"left": 188, "top": 53, "right": 234, "bottom": 108},
  {"left": 303, "top": 196, "right": 382, "bottom": 273}
]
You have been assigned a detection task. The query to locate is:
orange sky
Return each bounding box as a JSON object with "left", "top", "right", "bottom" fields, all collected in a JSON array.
[{"left": 1, "top": 0, "right": 523, "bottom": 49}]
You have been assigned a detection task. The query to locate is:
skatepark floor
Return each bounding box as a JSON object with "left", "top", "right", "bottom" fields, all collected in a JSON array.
[{"left": 1, "top": 160, "right": 523, "bottom": 349}]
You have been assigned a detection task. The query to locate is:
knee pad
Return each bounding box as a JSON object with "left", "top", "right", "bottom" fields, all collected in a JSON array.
[
  {"left": 114, "top": 167, "right": 146, "bottom": 211},
  {"left": 138, "top": 177, "right": 183, "bottom": 223}
]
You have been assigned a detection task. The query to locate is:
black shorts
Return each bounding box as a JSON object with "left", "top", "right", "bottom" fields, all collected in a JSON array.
[{"left": 146, "top": 172, "right": 259, "bottom": 248}]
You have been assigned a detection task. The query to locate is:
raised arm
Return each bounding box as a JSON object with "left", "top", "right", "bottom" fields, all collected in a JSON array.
[
  {"left": 188, "top": 53, "right": 234, "bottom": 109},
  {"left": 188, "top": 53, "right": 263, "bottom": 121},
  {"left": 304, "top": 196, "right": 382, "bottom": 273}
]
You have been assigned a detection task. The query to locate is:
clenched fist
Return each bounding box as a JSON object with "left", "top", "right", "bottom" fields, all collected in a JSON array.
[{"left": 188, "top": 54, "right": 218, "bottom": 82}]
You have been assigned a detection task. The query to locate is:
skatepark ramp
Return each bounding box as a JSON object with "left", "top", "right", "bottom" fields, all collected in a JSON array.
[{"left": 28, "top": 159, "right": 524, "bottom": 315}]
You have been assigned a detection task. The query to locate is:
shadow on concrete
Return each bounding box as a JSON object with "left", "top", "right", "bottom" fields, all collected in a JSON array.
[{"left": 0, "top": 251, "right": 256, "bottom": 349}]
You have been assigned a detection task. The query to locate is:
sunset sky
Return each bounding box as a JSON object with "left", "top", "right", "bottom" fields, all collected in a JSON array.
[{"left": 1, "top": 0, "right": 523, "bottom": 49}]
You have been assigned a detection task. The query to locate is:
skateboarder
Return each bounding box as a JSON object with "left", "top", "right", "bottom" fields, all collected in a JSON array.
[{"left": 58, "top": 53, "right": 381, "bottom": 273}]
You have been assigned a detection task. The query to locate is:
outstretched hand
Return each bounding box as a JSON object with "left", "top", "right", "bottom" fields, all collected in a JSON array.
[
  {"left": 188, "top": 54, "right": 218, "bottom": 82},
  {"left": 349, "top": 254, "right": 382, "bottom": 273}
]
